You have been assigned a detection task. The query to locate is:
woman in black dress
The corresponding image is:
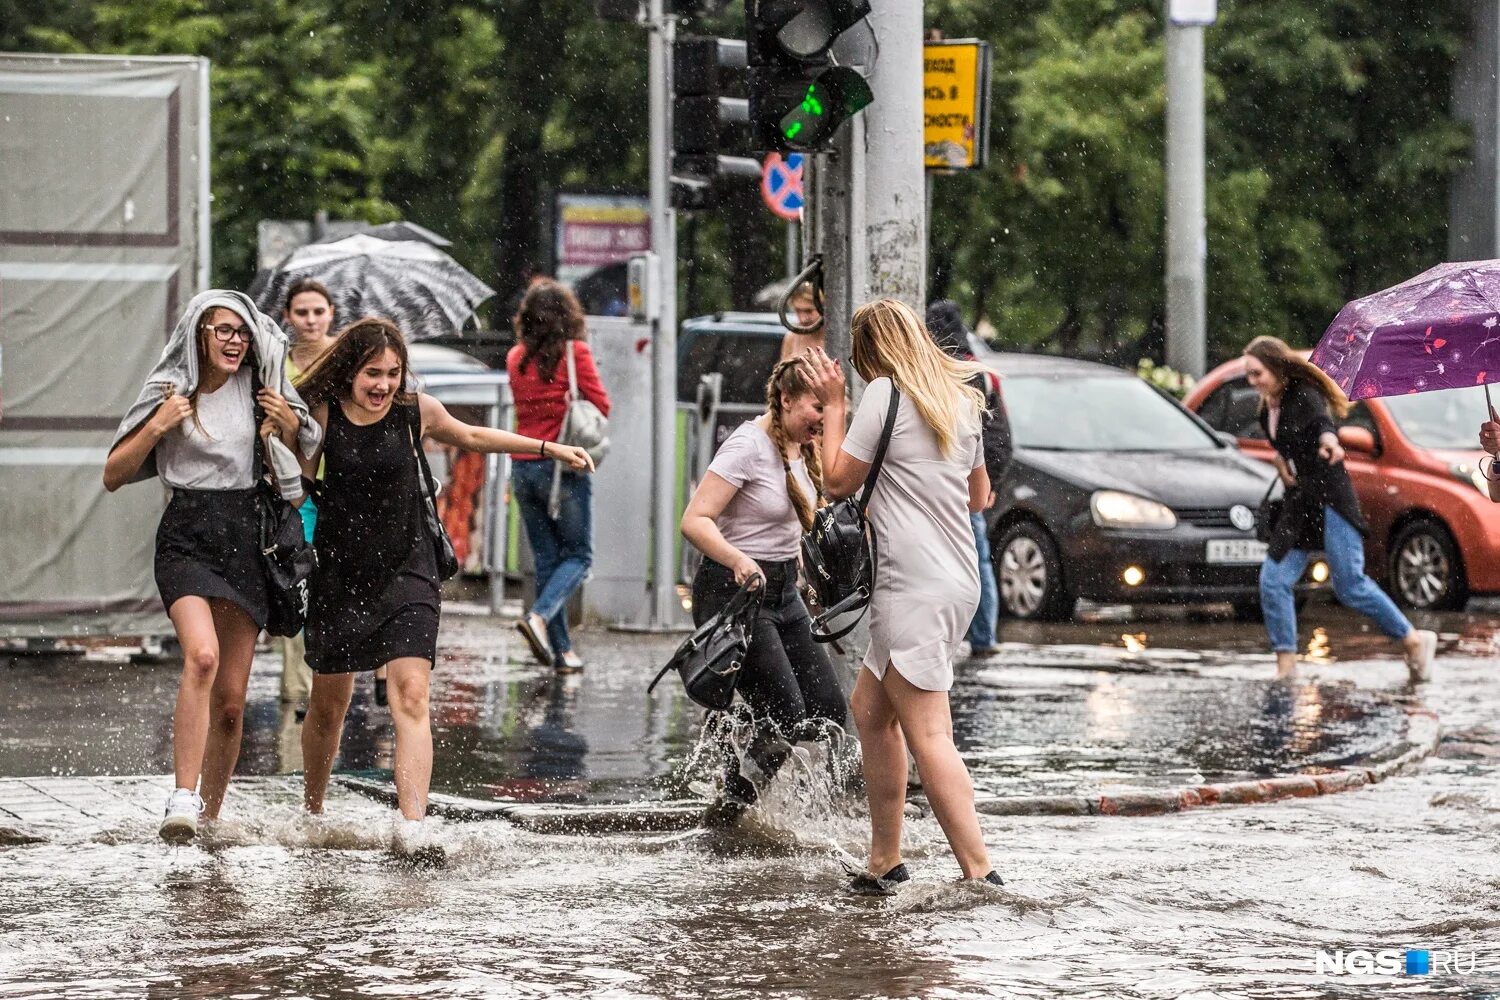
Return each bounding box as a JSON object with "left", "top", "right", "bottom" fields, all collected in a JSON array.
[{"left": 293, "top": 318, "right": 592, "bottom": 845}]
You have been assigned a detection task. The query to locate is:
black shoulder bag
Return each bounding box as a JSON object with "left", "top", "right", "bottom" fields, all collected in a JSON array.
[
  {"left": 800, "top": 384, "right": 900, "bottom": 643},
  {"left": 250, "top": 366, "right": 317, "bottom": 637},
  {"left": 1254, "top": 476, "right": 1284, "bottom": 544},
  {"left": 403, "top": 405, "right": 460, "bottom": 582},
  {"left": 647, "top": 574, "right": 765, "bottom": 711}
]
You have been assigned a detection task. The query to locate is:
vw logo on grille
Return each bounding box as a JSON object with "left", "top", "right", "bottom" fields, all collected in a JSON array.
[{"left": 1229, "top": 504, "right": 1255, "bottom": 532}]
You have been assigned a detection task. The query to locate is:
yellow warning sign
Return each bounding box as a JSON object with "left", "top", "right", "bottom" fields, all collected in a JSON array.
[{"left": 924, "top": 40, "right": 992, "bottom": 171}]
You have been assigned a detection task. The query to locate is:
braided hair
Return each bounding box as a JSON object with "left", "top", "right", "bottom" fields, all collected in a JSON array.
[{"left": 764, "top": 355, "right": 825, "bottom": 531}]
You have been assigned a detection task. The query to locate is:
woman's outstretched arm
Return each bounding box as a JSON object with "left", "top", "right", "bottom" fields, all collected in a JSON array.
[{"left": 417, "top": 393, "right": 593, "bottom": 471}]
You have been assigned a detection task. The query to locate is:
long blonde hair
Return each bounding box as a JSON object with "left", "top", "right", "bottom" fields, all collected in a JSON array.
[
  {"left": 850, "top": 298, "right": 987, "bottom": 457},
  {"left": 765, "top": 355, "right": 825, "bottom": 531}
]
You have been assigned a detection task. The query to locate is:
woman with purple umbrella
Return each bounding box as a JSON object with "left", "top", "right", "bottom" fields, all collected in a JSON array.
[{"left": 1245, "top": 336, "right": 1436, "bottom": 684}]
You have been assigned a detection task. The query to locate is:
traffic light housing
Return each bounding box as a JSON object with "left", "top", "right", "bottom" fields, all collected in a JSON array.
[
  {"left": 746, "top": 0, "right": 874, "bottom": 152},
  {"left": 672, "top": 35, "right": 760, "bottom": 210}
]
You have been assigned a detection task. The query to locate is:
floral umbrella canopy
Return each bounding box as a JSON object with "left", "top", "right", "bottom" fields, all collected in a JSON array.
[{"left": 1312, "top": 259, "right": 1500, "bottom": 407}]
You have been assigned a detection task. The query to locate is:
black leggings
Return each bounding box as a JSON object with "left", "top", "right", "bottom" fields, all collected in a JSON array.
[{"left": 692, "top": 558, "right": 847, "bottom": 792}]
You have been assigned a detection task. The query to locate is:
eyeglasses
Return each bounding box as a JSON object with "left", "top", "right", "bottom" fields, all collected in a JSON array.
[{"left": 203, "top": 323, "right": 252, "bottom": 343}]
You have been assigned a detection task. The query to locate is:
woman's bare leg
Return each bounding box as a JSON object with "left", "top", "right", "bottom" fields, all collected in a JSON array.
[
  {"left": 385, "top": 657, "right": 434, "bottom": 821},
  {"left": 197, "top": 600, "right": 260, "bottom": 818},
  {"left": 166, "top": 597, "right": 221, "bottom": 793},
  {"left": 882, "top": 665, "right": 992, "bottom": 879},
  {"left": 301, "top": 672, "right": 356, "bottom": 813},
  {"left": 850, "top": 666, "right": 908, "bottom": 874}
]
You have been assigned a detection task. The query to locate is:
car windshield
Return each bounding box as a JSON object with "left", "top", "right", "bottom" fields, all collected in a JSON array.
[
  {"left": 1381, "top": 385, "right": 1489, "bottom": 450},
  {"left": 1006, "top": 374, "right": 1220, "bottom": 451}
]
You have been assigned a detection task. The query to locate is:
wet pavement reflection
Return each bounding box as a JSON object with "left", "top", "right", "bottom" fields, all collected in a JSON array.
[{"left": 1, "top": 601, "right": 1498, "bottom": 996}]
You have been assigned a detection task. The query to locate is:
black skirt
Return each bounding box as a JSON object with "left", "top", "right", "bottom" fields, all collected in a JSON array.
[
  {"left": 307, "top": 601, "right": 439, "bottom": 675},
  {"left": 154, "top": 487, "right": 270, "bottom": 628}
]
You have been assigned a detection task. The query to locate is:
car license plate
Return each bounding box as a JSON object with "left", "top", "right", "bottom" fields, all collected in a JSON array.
[{"left": 1206, "top": 539, "right": 1268, "bottom": 564}]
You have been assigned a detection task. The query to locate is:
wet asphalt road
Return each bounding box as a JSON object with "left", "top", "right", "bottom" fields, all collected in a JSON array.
[{"left": 2, "top": 599, "right": 1499, "bottom": 998}]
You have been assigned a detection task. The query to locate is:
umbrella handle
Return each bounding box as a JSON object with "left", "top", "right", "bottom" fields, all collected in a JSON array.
[{"left": 1488, "top": 382, "right": 1495, "bottom": 419}]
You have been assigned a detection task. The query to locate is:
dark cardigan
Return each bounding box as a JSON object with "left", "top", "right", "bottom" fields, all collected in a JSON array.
[{"left": 1257, "top": 378, "right": 1368, "bottom": 561}]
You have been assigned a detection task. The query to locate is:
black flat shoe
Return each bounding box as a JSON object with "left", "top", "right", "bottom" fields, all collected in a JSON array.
[
  {"left": 846, "top": 862, "right": 911, "bottom": 897},
  {"left": 983, "top": 870, "right": 1004, "bottom": 887},
  {"left": 702, "top": 772, "right": 757, "bottom": 828}
]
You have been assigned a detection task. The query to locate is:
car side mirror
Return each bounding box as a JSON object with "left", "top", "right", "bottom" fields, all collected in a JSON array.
[{"left": 1338, "top": 425, "right": 1377, "bottom": 455}]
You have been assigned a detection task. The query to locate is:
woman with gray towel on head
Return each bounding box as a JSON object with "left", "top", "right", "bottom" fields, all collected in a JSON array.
[{"left": 105, "top": 290, "right": 321, "bottom": 844}]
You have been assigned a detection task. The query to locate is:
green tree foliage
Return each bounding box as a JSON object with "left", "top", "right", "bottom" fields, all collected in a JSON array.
[
  {"left": 3, "top": 0, "right": 1473, "bottom": 354},
  {"left": 929, "top": 0, "right": 1471, "bottom": 363}
]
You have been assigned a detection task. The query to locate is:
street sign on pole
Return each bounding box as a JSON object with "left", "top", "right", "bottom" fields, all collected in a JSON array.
[
  {"left": 760, "top": 152, "right": 805, "bottom": 221},
  {"left": 923, "top": 39, "right": 992, "bottom": 171}
]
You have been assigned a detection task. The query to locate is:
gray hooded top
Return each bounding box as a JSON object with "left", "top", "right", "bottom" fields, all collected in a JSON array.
[{"left": 110, "top": 289, "right": 322, "bottom": 487}]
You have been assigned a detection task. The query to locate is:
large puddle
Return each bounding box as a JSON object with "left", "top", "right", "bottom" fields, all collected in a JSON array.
[{"left": 2, "top": 606, "right": 1498, "bottom": 996}]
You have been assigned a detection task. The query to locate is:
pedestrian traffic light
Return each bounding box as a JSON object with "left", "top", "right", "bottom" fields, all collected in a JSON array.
[
  {"left": 674, "top": 37, "right": 748, "bottom": 159},
  {"left": 746, "top": 0, "right": 874, "bottom": 152},
  {"left": 672, "top": 35, "right": 761, "bottom": 210}
]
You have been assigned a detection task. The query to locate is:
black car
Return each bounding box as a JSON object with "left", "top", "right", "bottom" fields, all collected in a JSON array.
[{"left": 981, "top": 352, "right": 1316, "bottom": 620}]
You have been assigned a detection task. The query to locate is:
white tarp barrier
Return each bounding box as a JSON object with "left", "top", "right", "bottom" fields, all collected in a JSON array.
[{"left": 0, "top": 53, "right": 210, "bottom": 620}]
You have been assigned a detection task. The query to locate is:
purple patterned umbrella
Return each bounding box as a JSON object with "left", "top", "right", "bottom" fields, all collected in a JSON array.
[{"left": 1311, "top": 260, "right": 1500, "bottom": 408}]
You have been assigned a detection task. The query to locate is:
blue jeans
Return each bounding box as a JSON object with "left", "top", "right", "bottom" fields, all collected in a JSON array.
[
  {"left": 966, "top": 511, "right": 999, "bottom": 650},
  {"left": 1258, "top": 505, "right": 1412, "bottom": 653},
  {"left": 512, "top": 460, "right": 593, "bottom": 657}
]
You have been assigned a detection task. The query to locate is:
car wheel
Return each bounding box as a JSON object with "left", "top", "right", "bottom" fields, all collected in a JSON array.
[
  {"left": 1230, "top": 599, "right": 1263, "bottom": 622},
  {"left": 1388, "top": 519, "right": 1468, "bottom": 611},
  {"left": 995, "top": 521, "right": 1072, "bottom": 620}
]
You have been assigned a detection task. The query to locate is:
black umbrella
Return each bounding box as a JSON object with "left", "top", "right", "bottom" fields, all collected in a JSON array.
[
  {"left": 256, "top": 234, "right": 494, "bottom": 340},
  {"left": 316, "top": 220, "right": 453, "bottom": 248}
]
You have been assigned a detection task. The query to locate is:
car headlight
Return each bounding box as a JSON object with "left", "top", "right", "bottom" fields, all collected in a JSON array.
[
  {"left": 1450, "top": 461, "right": 1490, "bottom": 496},
  {"left": 1090, "top": 490, "right": 1178, "bottom": 530}
]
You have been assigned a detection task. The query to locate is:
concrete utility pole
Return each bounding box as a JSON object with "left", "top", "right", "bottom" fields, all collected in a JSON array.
[
  {"left": 816, "top": 0, "right": 924, "bottom": 370},
  {"left": 1164, "top": 0, "right": 1214, "bottom": 377},
  {"left": 1450, "top": 0, "right": 1500, "bottom": 261},
  {"left": 647, "top": 0, "right": 680, "bottom": 627}
]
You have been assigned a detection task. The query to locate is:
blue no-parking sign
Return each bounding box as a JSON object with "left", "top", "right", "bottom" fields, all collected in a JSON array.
[{"left": 760, "top": 153, "right": 805, "bottom": 221}]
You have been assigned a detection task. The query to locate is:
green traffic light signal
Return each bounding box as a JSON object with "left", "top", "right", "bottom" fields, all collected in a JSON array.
[{"left": 776, "top": 68, "right": 872, "bottom": 150}]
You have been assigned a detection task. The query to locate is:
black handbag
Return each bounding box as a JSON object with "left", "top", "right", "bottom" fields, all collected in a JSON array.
[
  {"left": 1254, "top": 477, "right": 1284, "bottom": 544},
  {"left": 800, "top": 384, "right": 900, "bottom": 643},
  {"left": 257, "top": 481, "right": 317, "bottom": 637},
  {"left": 647, "top": 574, "right": 765, "bottom": 711},
  {"left": 404, "top": 406, "right": 460, "bottom": 582},
  {"left": 250, "top": 366, "right": 316, "bottom": 637}
]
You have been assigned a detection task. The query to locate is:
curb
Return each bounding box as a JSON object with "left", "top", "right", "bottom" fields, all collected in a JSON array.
[
  {"left": 972, "top": 708, "right": 1441, "bottom": 819},
  {"left": 335, "top": 775, "right": 706, "bottom": 834},
  {"left": 333, "top": 710, "right": 1444, "bottom": 830}
]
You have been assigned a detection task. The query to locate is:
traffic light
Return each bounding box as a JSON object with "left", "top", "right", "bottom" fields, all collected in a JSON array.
[
  {"left": 746, "top": 0, "right": 874, "bottom": 152},
  {"left": 672, "top": 35, "right": 761, "bottom": 210}
]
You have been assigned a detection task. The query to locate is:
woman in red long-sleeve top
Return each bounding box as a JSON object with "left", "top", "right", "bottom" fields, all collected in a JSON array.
[{"left": 506, "top": 280, "right": 611, "bottom": 672}]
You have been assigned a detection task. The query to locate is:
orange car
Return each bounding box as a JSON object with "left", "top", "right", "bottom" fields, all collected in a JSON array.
[{"left": 1184, "top": 356, "right": 1500, "bottom": 610}]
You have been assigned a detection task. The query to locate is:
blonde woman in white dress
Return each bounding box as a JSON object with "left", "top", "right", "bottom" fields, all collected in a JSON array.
[{"left": 808, "top": 298, "right": 1003, "bottom": 892}]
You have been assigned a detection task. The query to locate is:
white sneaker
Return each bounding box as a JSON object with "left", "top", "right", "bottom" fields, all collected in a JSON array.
[
  {"left": 1406, "top": 629, "right": 1437, "bottom": 684},
  {"left": 159, "top": 788, "right": 203, "bottom": 843}
]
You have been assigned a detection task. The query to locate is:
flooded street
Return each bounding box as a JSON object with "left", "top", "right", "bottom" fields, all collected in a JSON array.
[{"left": 3, "top": 602, "right": 1499, "bottom": 997}]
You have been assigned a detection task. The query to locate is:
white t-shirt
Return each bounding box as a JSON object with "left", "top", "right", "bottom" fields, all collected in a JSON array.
[
  {"left": 705, "top": 419, "right": 817, "bottom": 562},
  {"left": 841, "top": 376, "right": 983, "bottom": 691},
  {"left": 156, "top": 367, "right": 257, "bottom": 490}
]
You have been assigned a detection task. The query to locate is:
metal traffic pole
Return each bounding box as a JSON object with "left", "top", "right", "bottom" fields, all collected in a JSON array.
[
  {"left": 647, "top": 0, "right": 680, "bottom": 627},
  {"left": 1165, "top": 0, "right": 1214, "bottom": 378}
]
